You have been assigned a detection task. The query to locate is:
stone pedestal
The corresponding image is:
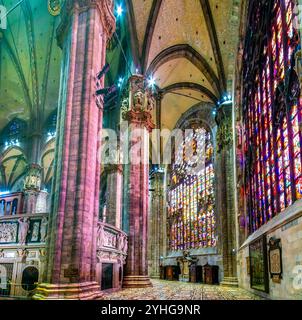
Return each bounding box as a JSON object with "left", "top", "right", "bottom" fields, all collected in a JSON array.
[
  {"left": 122, "top": 75, "right": 154, "bottom": 288},
  {"left": 33, "top": 282, "right": 103, "bottom": 300},
  {"left": 33, "top": 0, "right": 115, "bottom": 300}
]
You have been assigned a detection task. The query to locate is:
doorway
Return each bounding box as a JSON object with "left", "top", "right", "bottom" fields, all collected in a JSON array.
[{"left": 101, "top": 263, "right": 113, "bottom": 290}]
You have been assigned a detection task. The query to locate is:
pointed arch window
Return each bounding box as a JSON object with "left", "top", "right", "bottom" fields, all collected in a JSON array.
[
  {"left": 168, "top": 127, "right": 216, "bottom": 251},
  {"left": 243, "top": 0, "right": 302, "bottom": 233}
]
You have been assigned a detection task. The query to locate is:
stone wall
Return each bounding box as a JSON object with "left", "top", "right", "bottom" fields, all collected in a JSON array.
[{"left": 237, "top": 200, "right": 302, "bottom": 300}]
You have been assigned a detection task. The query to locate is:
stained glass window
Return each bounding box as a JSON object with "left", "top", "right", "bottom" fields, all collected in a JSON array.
[
  {"left": 243, "top": 0, "right": 302, "bottom": 234},
  {"left": 168, "top": 127, "right": 216, "bottom": 251}
]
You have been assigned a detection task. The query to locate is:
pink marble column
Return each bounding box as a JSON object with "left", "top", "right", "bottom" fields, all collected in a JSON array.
[
  {"left": 33, "top": 0, "right": 115, "bottom": 300},
  {"left": 122, "top": 75, "right": 154, "bottom": 288}
]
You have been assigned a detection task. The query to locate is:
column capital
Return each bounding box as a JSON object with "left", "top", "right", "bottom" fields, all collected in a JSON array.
[
  {"left": 57, "top": 0, "right": 116, "bottom": 48},
  {"left": 122, "top": 74, "right": 155, "bottom": 131},
  {"left": 216, "top": 101, "right": 232, "bottom": 125}
]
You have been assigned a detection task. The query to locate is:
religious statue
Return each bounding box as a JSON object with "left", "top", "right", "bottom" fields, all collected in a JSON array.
[
  {"left": 97, "top": 224, "right": 105, "bottom": 248},
  {"left": 40, "top": 217, "right": 48, "bottom": 242},
  {"left": 177, "top": 250, "right": 197, "bottom": 282},
  {"left": 133, "top": 90, "right": 144, "bottom": 111},
  {"left": 121, "top": 97, "right": 129, "bottom": 114},
  {"left": 31, "top": 222, "right": 40, "bottom": 242},
  {"left": 18, "top": 218, "right": 29, "bottom": 245},
  {"left": 117, "top": 233, "right": 124, "bottom": 251},
  {"left": 122, "top": 235, "right": 128, "bottom": 254}
]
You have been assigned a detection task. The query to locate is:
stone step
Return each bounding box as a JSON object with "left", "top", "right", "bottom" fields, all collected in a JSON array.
[{"left": 220, "top": 277, "right": 239, "bottom": 287}]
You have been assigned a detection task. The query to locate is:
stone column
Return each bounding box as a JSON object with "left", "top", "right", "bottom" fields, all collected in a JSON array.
[
  {"left": 122, "top": 75, "right": 154, "bottom": 288},
  {"left": 104, "top": 164, "right": 123, "bottom": 229},
  {"left": 27, "top": 132, "right": 42, "bottom": 165},
  {"left": 216, "top": 101, "right": 238, "bottom": 287},
  {"left": 148, "top": 170, "right": 165, "bottom": 278},
  {"left": 155, "top": 92, "right": 162, "bottom": 163},
  {"left": 33, "top": 0, "right": 115, "bottom": 300}
]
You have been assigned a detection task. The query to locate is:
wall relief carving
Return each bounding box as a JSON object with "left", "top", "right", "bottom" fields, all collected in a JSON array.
[{"left": 0, "top": 222, "right": 18, "bottom": 244}]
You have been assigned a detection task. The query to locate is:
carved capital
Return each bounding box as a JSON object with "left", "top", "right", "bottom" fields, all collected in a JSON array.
[
  {"left": 217, "top": 117, "right": 233, "bottom": 153},
  {"left": 121, "top": 75, "right": 155, "bottom": 131},
  {"left": 57, "top": 0, "right": 116, "bottom": 48}
]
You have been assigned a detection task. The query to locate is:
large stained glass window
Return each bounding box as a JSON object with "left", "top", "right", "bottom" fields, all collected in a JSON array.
[
  {"left": 168, "top": 127, "right": 216, "bottom": 251},
  {"left": 243, "top": 0, "right": 302, "bottom": 234}
]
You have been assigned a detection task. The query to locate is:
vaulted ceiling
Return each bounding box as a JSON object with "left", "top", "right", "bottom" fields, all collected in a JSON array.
[
  {"left": 0, "top": 0, "right": 241, "bottom": 133},
  {"left": 127, "top": 0, "right": 241, "bottom": 130},
  {"left": 0, "top": 0, "right": 61, "bottom": 131}
]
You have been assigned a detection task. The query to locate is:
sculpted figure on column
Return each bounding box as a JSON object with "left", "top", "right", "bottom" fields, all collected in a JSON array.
[{"left": 18, "top": 218, "right": 29, "bottom": 245}]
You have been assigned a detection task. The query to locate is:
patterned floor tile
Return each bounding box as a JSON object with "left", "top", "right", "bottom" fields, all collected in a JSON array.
[{"left": 103, "top": 280, "right": 265, "bottom": 300}]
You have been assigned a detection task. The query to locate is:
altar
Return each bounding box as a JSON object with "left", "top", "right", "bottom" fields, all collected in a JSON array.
[{"left": 176, "top": 251, "right": 197, "bottom": 282}]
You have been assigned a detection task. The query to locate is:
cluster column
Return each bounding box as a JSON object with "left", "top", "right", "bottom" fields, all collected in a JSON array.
[
  {"left": 148, "top": 170, "right": 165, "bottom": 278},
  {"left": 33, "top": 0, "right": 115, "bottom": 299},
  {"left": 216, "top": 101, "right": 238, "bottom": 286},
  {"left": 122, "top": 75, "right": 154, "bottom": 288}
]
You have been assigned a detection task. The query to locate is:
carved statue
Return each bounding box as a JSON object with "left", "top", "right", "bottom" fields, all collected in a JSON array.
[
  {"left": 122, "top": 235, "right": 128, "bottom": 254},
  {"left": 18, "top": 218, "right": 29, "bottom": 245},
  {"left": 117, "top": 233, "right": 124, "bottom": 251},
  {"left": 17, "top": 249, "right": 28, "bottom": 262},
  {"left": 121, "top": 97, "right": 129, "bottom": 114},
  {"left": 97, "top": 224, "right": 104, "bottom": 248},
  {"left": 133, "top": 90, "right": 144, "bottom": 111},
  {"left": 40, "top": 217, "right": 48, "bottom": 242}
]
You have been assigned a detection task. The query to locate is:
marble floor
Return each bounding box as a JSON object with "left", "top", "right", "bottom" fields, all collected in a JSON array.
[{"left": 104, "top": 280, "right": 265, "bottom": 300}]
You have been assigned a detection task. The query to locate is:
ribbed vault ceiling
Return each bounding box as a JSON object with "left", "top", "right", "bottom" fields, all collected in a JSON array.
[
  {"left": 0, "top": 0, "right": 61, "bottom": 131},
  {"left": 128, "top": 0, "right": 241, "bottom": 130},
  {"left": 0, "top": 0, "right": 241, "bottom": 132}
]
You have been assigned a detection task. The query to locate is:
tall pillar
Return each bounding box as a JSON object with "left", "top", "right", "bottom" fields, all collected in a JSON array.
[
  {"left": 155, "top": 92, "right": 163, "bottom": 162},
  {"left": 23, "top": 131, "right": 47, "bottom": 214},
  {"left": 27, "top": 132, "right": 42, "bottom": 165},
  {"left": 33, "top": 0, "right": 115, "bottom": 300},
  {"left": 104, "top": 164, "right": 123, "bottom": 229},
  {"left": 216, "top": 101, "right": 238, "bottom": 287},
  {"left": 148, "top": 170, "right": 165, "bottom": 278},
  {"left": 122, "top": 75, "right": 154, "bottom": 288}
]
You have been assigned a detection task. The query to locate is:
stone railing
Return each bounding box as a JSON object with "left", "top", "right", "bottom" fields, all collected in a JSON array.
[
  {"left": 0, "top": 213, "right": 48, "bottom": 247},
  {"left": 96, "top": 221, "right": 128, "bottom": 264}
]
